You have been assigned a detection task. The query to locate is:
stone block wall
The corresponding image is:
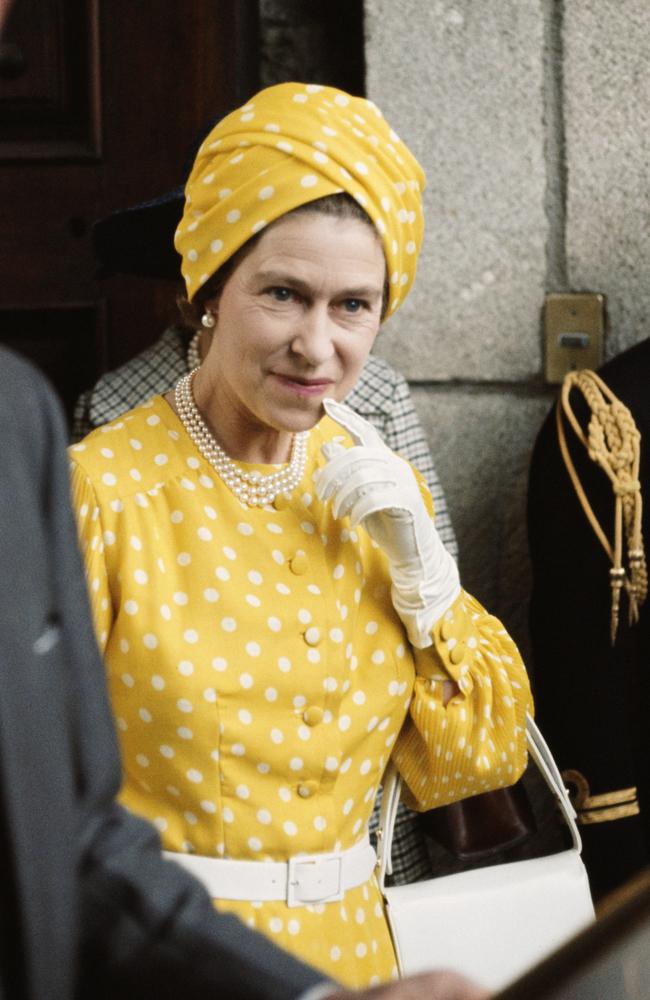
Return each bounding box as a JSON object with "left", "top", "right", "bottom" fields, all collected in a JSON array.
[{"left": 365, "top": 0, "right": 650, "bottom": 662}]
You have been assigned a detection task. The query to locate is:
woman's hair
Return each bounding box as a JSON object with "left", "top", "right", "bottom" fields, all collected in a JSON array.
[{"left": 177, "top": 192, "right": 388, "bottom": 330}]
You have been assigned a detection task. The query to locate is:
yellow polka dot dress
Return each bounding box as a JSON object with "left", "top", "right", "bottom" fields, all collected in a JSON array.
[{"left": 69, "top": 396, "right": 533, "bottom": 988}]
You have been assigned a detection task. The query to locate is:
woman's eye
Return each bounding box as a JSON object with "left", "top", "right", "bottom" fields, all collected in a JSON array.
[
  {"left": 269, "top": 287, "right": 293, "bottom": 302},
  {"left": 342, "top": 298, "right": 365, "bottom": 313}
]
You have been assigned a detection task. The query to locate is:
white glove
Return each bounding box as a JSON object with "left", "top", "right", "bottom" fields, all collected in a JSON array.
[{"left": 316, "top": 398, "right": 460, "bottom": 648}]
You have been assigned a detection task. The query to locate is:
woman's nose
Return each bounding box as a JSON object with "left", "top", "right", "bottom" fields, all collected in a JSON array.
[{"left": 290, "top": 308, "right": 335, "bottom": 365}]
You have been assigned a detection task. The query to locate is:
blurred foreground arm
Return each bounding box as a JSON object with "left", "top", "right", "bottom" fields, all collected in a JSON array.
[
  {"left": 0, "top": 347, "right": 325, "bottom": 1000},
  {"left": 328, "top": 970, "right": 491, "bottom": 1000}
]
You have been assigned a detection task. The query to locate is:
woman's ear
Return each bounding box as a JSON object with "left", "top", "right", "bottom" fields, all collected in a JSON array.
[{"left": 203, "top": 294, "right": 220, "bottom": 317}]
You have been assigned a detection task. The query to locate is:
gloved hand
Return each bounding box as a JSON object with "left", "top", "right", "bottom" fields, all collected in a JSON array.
[{"left": 316, "top": 398, "right": 460, "bottom": 648}]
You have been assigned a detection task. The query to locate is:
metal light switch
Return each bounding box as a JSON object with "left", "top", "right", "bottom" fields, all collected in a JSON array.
[{"left": 544, "top": 293, "right": 605, "bottom": 384}]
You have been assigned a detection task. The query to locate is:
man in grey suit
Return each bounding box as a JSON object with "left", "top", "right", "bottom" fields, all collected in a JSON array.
[{"left": 0, "top": 344, "right": 487, "bottom": 1000}]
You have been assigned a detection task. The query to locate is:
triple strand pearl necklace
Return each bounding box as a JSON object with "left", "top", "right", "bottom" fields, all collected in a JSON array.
[
  {"left": 186, "top": 330, "right": 201, "bottom": 372},
  {"left": 174, "top": 369, "right": 309, "bottom": 508}
]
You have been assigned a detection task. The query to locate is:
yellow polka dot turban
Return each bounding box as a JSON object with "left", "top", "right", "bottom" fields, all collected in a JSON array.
[{"left": 174, "top": 82, "right": 426, "bottom": 317}]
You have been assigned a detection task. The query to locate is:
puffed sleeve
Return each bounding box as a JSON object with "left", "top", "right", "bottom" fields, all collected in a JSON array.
[
  {"left": 69, "top": 459, "right": 114, "bottom": 654},
  {"left": 391, "top": 472, "right": 533, "bottom": 810}
]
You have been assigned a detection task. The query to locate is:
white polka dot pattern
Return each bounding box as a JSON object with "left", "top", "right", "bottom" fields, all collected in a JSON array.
[
  {"left": 69, "top": 395, "right": 532, "bottom": 988},
  {"left": 174, "top": 82, "right": 425, "bottom": 315}
]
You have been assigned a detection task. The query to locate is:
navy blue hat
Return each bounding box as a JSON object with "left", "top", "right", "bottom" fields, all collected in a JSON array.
[
  {"left": 93, "top": 187, "right": 185, "bottom": 280},
  {"left": 92, "top": 113, "right": 226, "bottom": 281}
]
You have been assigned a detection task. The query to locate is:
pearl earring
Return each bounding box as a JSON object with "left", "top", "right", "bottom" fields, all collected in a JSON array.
[{"left": 201, "top": 312, "right": 216, "bottom": 329}]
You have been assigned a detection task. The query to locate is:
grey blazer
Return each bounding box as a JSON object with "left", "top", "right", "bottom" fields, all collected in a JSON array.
[{"left": 0, "top": 347, "right": 326, "bottom": 1000}]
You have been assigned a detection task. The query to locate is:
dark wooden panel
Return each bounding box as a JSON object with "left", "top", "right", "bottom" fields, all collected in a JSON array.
[
  {"left": 0, "top": 0, "right": 101, "bottom": 159},
  {"left": 0, "top": 0, "right": 260, "bottom": 414},
  {"left": 0, "top": 304, "right": 106, "bottom": 425},
  {"left": 95, "top": 0, "right": 260, "bottom": 370}
]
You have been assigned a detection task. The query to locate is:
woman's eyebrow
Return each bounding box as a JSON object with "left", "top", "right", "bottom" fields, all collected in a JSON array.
[
  {"left": 255, "top": 270, "right": 306, "bottom": 289},
  {"left": 338, "top": 284, "right": 384, "bottom": 301}
]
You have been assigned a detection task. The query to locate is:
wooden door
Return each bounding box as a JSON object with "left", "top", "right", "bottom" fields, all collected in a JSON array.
[{"left": 0, "top": 0, "right": 258, "bottom": 426}]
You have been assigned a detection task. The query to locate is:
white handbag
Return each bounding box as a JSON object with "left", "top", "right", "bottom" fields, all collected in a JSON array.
[{"left": 377, "top": 714, "right": 595, "bottom": 992}]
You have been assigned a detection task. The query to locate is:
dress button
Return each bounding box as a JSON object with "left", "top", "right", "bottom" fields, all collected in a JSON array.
[
  {"left": 303, "top": 706, "right": 324, "bottom": 727},
  {"left": 297, "top": 781, "right": 318, "bottom": 799},
  {"left": 440, "top": 619, "right": 454, "bottom": 641},
  {"left": 304, "top": 626, "right": 321, "bottom": 646},
  {"left": 273, "top": 493, "right": 290, "bottom": 510},
  {"left": 449, "top": 643, "right": 465, "bottom": 665},
  {"left": 290, "top": 552, "right": 308, "bottom": 575}
]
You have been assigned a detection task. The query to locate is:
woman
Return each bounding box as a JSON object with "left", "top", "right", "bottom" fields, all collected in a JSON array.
[{"left": 70, "top": 82, "right": 532, "bottom": 988}]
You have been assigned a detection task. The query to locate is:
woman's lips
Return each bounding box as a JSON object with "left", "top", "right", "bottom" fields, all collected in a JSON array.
[{"left": 273, "top": 373, "right": 334, "bottom": 397}]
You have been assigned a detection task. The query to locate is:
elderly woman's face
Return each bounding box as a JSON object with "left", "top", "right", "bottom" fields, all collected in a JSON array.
[{"left": 202, "top": 211, "right": 386, "bottom": 439}]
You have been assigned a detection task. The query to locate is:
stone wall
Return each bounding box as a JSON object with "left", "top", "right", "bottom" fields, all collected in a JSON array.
[{"left": 365, "top": 0, "right": 650, "bottom": 662}]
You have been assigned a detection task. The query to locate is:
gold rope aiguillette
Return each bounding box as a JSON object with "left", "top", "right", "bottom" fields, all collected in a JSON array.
[{"left": 556, "top": 369, "right": 647, "bottom": 644}]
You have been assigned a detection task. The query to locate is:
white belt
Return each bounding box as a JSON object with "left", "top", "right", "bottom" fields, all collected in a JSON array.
[{"left": 163, "top": 836, "right": 377, "bottom": 908}]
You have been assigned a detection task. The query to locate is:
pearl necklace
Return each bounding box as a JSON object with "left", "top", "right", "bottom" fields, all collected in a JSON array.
[
  {"left": 174, "top": 370, "right": 309, "bottom": 507},
  {"left": 186, "top": 330, "right": 201, "bottom": 371}
]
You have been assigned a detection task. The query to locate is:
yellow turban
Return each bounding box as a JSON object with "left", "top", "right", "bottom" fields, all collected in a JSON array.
[{"left": 174, "top": 82, "right": 425, "bottom": 317}]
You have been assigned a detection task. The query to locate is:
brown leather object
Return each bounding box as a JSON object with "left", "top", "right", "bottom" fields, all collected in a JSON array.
[{"left": 420, "top": 781, "right": 537, "bottom": 861}]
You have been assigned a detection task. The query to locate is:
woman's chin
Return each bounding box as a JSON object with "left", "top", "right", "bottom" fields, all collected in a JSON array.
[
  {"left": 267, "top": 398, "right": 334, "bottom": 433},
  {"left": 284, "top": 408, "right": 326, "bottom": 433}
]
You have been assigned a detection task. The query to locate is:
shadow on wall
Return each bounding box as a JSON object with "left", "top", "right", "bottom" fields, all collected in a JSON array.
[
  {"left": 498, "top": 465, "right": 538, "bottom": 671},
  {"left": 411, "top": 385, "right": 555, "bottom": 670},
  {"left": 260, "top": 0, "right": 365, "bottom": 94}
]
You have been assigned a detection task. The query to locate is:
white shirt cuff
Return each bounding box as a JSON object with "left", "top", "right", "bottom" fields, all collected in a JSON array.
[{"left": 296, "top": 981, "right": 340, "bottom": 1000}]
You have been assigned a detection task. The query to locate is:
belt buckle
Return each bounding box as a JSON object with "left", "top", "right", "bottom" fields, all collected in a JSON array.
[{"left": 287, "top": 851, "right": 344, "bottom": 908}]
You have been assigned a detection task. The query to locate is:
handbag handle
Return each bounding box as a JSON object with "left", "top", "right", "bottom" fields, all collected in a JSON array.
[{"left": 376, "top": 713, "right": 582, "bottom": 890}]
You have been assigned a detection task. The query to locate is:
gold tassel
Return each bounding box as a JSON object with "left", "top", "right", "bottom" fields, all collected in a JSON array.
[{"left": 556, "top": 370, "right": 647, "bottom": 645}]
